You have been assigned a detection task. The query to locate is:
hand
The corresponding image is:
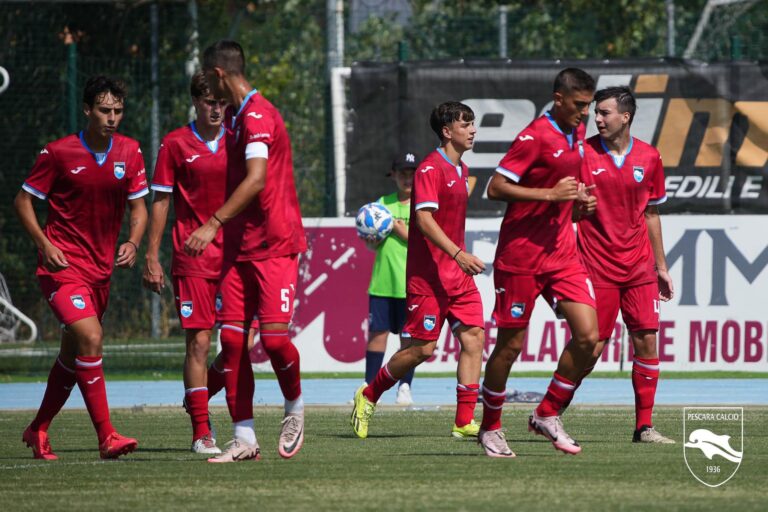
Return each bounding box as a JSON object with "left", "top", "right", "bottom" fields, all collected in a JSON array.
[
  {"left": 142, "top": 257, "right": 165, "bottom": 294},
  {"left": 184, "top": 219, "right": 219, "bottom": 257},
  {"left": 116, "top": 242, "right": 138, "bottom": 268},
  {"left": 657, "top": 268, "right": 674, "bottom": 301},
  {"left": 41, "top": 242, "right": 69, "bottom": 272},
  {"left": 357, "top": 231, "right": 383, "bottom": 250},
  {"left": 548, "top": 176, "right": 579, "bottom": 202},
  {"left": 576, "top": 183, "right": 597, "bottom": 214},
  {"left": 454, "top": 250, "right": 486, "bottom": 276}
]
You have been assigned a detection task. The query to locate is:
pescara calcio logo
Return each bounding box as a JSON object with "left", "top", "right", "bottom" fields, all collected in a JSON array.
[{"left": 683, "top": 407, "right": 743, "bottom": 487}]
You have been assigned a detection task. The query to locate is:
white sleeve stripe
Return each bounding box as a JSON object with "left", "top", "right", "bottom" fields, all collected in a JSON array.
[
  {"left": 245, "top": 141, "right": 268, "bottom": 160},
  {"left": 22, "top": 183, "right": 47, "bottom": 200},
  {"left": 495, "top": 166, "right": 521, "bottom": 183},
  {"left": 150, "top": 184, "right": 174, "bottom": 193},
  {"left": 128, "top": 188, "right": 150, "bottom": 200},
  {"left": 648, "top": 195, "right": 668, "bottom": 206},
  {"left": 415, "top": 201, "right": 439, "bottom": 210}
]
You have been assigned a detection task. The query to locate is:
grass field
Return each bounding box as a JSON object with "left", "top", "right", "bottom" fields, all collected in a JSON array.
[{"left": 1, "top": 406, "right": 765, "bottom": 511}]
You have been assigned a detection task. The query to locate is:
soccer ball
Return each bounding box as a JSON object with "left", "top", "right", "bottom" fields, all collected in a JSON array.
[{"left": 355, "top": 202, "right": 393, "bottom": 241}]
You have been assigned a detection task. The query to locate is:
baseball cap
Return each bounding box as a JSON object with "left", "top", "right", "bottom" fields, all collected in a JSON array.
[{"left": 389, "top": 150, "right": 419, "bottom": 175}]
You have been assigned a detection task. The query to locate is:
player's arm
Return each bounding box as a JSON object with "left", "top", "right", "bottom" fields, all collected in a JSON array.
[
  {"left": 572, "top": 182, "right": 597, "bottom": 221},
  {"left": 487, "top": 172, "right": 579, "bottom": 203},
  {"left": 116, "top": 197, "right": 149, "bottom": 269},
  {"left": 645, "top": 205, "right": 673, "bottom": 302},
  {"left": 13, "top": 189, "right": 69, "bottom": 271},
  {"left": 184, "top": 156, "right": 266, "bottom": 256},
  {"left": 142, "top": 192, "right": 170, "bottom": 293},
  {"left": 414, "top": 208, "right": 485, "bottom": 276},
  {"left": 391, "top": 219, "right": 408, "bottom": 242}
]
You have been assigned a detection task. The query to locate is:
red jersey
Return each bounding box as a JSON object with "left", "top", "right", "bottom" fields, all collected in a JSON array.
[
  {"left": 406, "top": 148, "right": 475, "bottom": 297},
  {"left": 22, "top": 132, "right": 148, "bottom": 285},
  {"left": 494, "top": 113, "right": 586, "bottom": 275},
  {"left": 577, "top": 135, "right": 667, "bottom": 286},
  {"left": 151, "top": 123, "right": 227, "bottom": 279},
  {"left": 223, "top": 90, "right": 306, "bottom": 261}
]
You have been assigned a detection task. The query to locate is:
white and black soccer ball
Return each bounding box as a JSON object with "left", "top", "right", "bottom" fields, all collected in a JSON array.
[{"left": 355, "top": 202, "right": 394, "bottom": 241}]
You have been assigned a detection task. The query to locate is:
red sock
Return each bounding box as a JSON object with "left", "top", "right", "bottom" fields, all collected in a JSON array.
[
  {"left": 219, "top": 324, "right": 254, "bottom": 422},
  {"left": 207, "top": 363, "right": 225, "bottom": 399},
  {"left": 560, "top": 364, "right": 594, "bottom": 413},
  {"left": 632, "top": 357, "right": 659, "bottom": 430},
  {"left": 535, "top": 372, "right": 576, "bottom": 418},
  {"left": 480, "top": 385, "right": 506, "bottom": 431},
  {"left": 455, "top": 383, "right": 479, "bottom": 427},
  {"left": 185, "top": 388, "right": 210, "bottom": 441},
  {"left": 75, "top": 356, "right": 115, "bottom": 443},
  {"left": 364, "top": 364, "right": 398, "bottom": 403},
  {"left": 29, "top": 357, "right": 77, "bottom": 432},
  {"left": 260, "top": 329, "right": 302, "bottom": 401}
]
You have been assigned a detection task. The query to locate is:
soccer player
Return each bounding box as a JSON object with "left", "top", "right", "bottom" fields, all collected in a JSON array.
[
  {"left": 189, "top": 40, "right": 307, "bottom": 462},
  {"left": 360, "top": 151, "right": 418, "bottom": 405},
  {"left": 142, "top": 71, "right": 227, "bottom": 454},
  {"left": 15, "top": 76, "right": 148, "bottom": 460},
  {"left": 574, "top": 86, "right": 674, "bottom": 444},
  {"left": 478, "top": 68, "right": 598, "bottom": 457},
  {"left": 351, "top": 102, "right": 486, "bottom": 440}
]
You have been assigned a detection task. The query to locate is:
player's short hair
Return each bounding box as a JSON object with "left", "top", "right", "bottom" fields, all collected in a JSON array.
[
  {"left": 202, "top": 40, "right": 246, "bottom": 75},
  {"left": 429, "top": 102, "right": 475, "bottom": 142},
  {"left": 82, "top": 75, "right": 126, "bottom": 107},
  {"left": 553, "top": 68, "right": 596, "bottom": 94},
  {"left": 594, "top": 86, "right": 637, "bottom": 124},
  {"left": 190, "top": 70, "right": 211, "bottom": 98}
]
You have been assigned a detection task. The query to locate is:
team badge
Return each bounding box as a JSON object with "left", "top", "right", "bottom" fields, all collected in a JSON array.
[
  {"left": 114, "top": 162, "right": 126, "bottom": 180},
  {"left": 684, "top": 407, "right": 743, "bottom": 487},
  {"left": 215, "top": 294, "right": 223, "bottom": 312},
  {"left": 180, "top": 301, "right": 193, "bottom": 318},
  {"left": 70, "top": 295, "right": 86, "bottom": 310},
  {"left": 510, "top": 303, "right": 525, "bottom": 318},
  {"left": 633, "top": 166, "right": 644, "bottom": 183},
  {"left": 577, "top": 140, "right": 584, "bottom": 158},
  {"left": 423, "top": 315, "right": 436, "bottom": 331}
]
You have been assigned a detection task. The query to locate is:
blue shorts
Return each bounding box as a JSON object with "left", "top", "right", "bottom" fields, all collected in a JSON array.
[{"left": 368, "top": 295, "right": 407, "bottom": 334}]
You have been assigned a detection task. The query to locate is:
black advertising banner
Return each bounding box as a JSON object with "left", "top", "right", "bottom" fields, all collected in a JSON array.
[{"left": 346, "top": 59, "right": 768, "bottom": 216}]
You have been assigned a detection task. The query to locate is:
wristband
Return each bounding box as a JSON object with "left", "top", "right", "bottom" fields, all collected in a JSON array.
[
  {"left": 212, "top": 213, "right": 224, "bottom": 226},
  {"left": 452, "top": 248, "right": 462, "bottom": 260},
  {"left": 126, "top": 240, "right": 139, "bottom": 252}
]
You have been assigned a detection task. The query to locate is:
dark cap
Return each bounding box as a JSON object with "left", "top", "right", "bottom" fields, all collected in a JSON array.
[{"left": 389, "top": 150, "right": 419, "bottom": 174}]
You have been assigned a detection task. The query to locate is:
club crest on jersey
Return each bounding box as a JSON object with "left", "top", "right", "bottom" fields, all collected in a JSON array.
[
  {"left": 215, "top": 294, "right": 223, "bottom": 312},
  {"left": 180, "top": 301, "right": 193, "bottom": 318},
  {"left": 113, "top": 162, "right": 126, "bottom": 180},
  {"left": 511, "top": 303, "right": 525, "bottom": 318},
  {"left": 70, "top": 295, "right": 86, "bottom": 310},
  {"left": 633, "top": 166, "right": 644, "bottom": 183},
  {"left": 423, "top": 315, "right": 436, "bottom": 331}
]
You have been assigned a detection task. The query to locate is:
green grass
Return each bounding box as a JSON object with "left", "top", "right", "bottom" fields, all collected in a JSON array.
[{"left": 1, "top": 406, "right": 765, "bottom": 511}]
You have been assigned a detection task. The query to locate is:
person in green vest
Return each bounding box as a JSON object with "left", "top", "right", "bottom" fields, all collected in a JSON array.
[{"left": 362, "top": 151, "right": 418, "bottom": 405}]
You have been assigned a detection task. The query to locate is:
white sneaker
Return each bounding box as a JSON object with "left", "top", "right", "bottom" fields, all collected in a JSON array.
[
  {"left": 207, "top": 438, "right": 261, "bottom": 463},
  {"left": 278, "top": 413, "right": 304, "bottom": 459},
  {"left": 478, "top": 429, "right": 515, "bottom": 458},
  {"left": 633, "top": 426, "right": 675, "bottom": 444},
  {"left": 191, "top": 434, "right": 221, "bottom": 455},
  {"left": 528, "top": 411, "right": 582, "bottom": 455},
  {"left": 395, "top": 383, "right": 414, "bottom": 405}
]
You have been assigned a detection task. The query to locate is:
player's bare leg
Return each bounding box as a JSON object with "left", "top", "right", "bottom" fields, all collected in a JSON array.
[
  {"left": 183, "top": 328, "right": 220, "bottom": 454},
  {"left": 630, "top": 330, "right": 673, "bottom": 443},
  {"left": 529, "top": 301, "right": 597, "bottom": 454},
  {"left": 453, "top": 325, "right": 483, "bottom": 438},
  {"left": 477, "top": 327, "right": 525, "bottom": 457},
  {"left": 352, "top": 338, "right": 436, "bottom": 438}
]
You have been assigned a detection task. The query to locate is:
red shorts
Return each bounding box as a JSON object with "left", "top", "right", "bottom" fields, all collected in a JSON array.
[
  {"left": 217, "top": 254, "right": 299, "bottom": 324},
  {"left": 493, "top": 265, "right": 596, "bottom": 328},
  {"left": 38, "top": 275, "right": 109, "bottom": 325},
  {"left": 595, "top": 282, "right": 660, "bottom": 340},
  {"left": 172, "top": 276, "right": 218, "bottom": 330},
  {"left": 401, "top": 289, "right": 484, "bottom": 341}
]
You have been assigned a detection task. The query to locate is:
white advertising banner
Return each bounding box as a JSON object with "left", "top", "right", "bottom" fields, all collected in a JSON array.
[{"left": 280, "top": 216, "right": 768, "bottom": 373}]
